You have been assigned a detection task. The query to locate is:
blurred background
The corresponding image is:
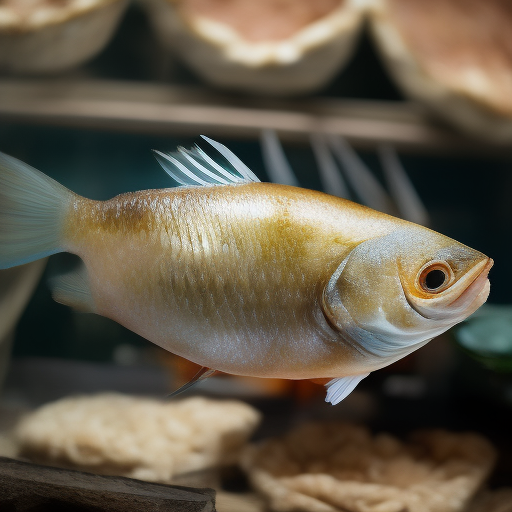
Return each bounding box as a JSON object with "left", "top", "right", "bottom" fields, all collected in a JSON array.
[{"left": 1, "top": 0, "right": 512, "bottom": 498}]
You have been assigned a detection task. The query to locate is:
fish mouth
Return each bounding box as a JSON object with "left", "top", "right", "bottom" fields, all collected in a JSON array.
[
  {"left": 404, "top": 257, "right": 493, "bottom": 321},
  {"left": 446, "top": 257, "right": 493, "bottom": 317}
]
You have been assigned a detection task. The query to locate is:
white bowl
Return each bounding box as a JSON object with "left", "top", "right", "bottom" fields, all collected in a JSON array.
[
  {"left": 0, "top": 0, "right": 128, "bottom": 74},
  {"left": 368, "top": 0, "right": 512, "bottom": 142}
]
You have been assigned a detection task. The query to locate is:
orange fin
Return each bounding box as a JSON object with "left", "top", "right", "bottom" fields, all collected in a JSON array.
[
  {"left": 168, "top": 366, "right": 217, "bottom": 398},
  {"left": 310, "top": 378, "right": 332, "bottom": 386}
]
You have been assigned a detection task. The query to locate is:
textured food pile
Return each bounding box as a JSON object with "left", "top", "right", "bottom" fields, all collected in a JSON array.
[
  {"left": 14, "top": 393, "right": 261, "bottom": 482},
  {"left": 242, "top": 421, "right": 497, "bottom": 512}
]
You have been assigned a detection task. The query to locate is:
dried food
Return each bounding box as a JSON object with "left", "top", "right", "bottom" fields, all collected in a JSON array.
[
  {"left": 242, "top": 422, "right": 497, "bottom": 512},
  {"left": 15, "top": 394, "right": 261, "bottom": 482}
]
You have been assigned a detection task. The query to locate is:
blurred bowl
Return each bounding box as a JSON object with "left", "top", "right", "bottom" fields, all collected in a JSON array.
[
  {"left": 454, "top": 305, "right": 512, "bottom": 373},
  {"left": 368, "top": 0, "right": 512, "bottom": 142},
  {"left": 141, "top": 0, "right": 364, "bottom": 95},
  {"left": 0, "top": 0, "right": 128, "bottom": 74}
]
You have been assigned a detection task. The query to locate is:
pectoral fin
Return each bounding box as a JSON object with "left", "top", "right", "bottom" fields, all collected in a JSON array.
[
  {"left": 167, "top": 366, "right": 217, "bottom": 398},
  {"left": 325, "top": 373, "right": 370, "bottom": 405}
]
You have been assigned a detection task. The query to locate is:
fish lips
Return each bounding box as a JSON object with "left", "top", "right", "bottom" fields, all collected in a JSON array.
[
  {"left": 446, "top": 258, "right": 493, "bottom": 318},
  {"left": 403, "top": 257, "right": 493, "bottom": 322}
]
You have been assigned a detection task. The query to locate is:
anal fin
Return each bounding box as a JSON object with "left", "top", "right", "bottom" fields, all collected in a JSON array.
[
  {"left": 325, "top": 373, "right": 370, "bottom": 405},
  {"left": 50, "top": 261, "right": 95, "bottom": 313},
  {"left": 168, "top": 367, "right": 217, "bottom": 398}
]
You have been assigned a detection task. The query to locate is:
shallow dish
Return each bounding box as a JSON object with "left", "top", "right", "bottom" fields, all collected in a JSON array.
[
  {"left": 368, "top": 0, "right": 512, "bottom": 142},
  {"left": 0, "top": 0, "right": 128, "bottom": 73},
  {"left": 142, "top": 0, "right": 364, "bottom": 95}
]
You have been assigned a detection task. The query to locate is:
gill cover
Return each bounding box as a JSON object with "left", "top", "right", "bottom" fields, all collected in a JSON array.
[
  {"left": 322, "top": 227, "right": 490, "bottom": 371},
  {"left": 322, "top": 234, "right": 426, "bottom": 366}
]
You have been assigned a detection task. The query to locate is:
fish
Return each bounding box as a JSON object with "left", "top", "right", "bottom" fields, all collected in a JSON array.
[{"left": 0, "top": 137, "right": 492, "bottom": 404}]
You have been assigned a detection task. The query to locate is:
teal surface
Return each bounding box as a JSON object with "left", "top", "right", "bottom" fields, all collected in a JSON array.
[{"left": 456, "top": 305, "right": 512, "bottom": 373}]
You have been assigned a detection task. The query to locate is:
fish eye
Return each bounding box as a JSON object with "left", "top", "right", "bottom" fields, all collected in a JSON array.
[{"left": 418, "top": 261, "right": 453, "bottom": 294}]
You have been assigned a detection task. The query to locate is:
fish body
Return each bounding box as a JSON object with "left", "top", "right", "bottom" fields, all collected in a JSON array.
[
  {"left": 0, "top": 139, "right": 492, "bottom": 403},
  {"left": 68, "top": 183, "right": 402, "bottom": 380}
]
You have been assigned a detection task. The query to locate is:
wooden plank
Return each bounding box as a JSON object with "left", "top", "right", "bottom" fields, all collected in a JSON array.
[{"left": 0, "top": 456, "right": 216, "bottom": 512}]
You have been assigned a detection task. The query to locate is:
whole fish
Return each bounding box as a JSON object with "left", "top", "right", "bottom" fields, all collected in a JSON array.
[{"left": 0, "top": 137, "right": 492, "bottom": 404}]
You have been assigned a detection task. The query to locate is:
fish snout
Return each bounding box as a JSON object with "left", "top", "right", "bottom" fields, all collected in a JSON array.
[
  {"left": 403, "top": 257, "right": 493, "bottom": 322},
  {"left": 446, "top": 257, "right": 493, "bottom": 318}
]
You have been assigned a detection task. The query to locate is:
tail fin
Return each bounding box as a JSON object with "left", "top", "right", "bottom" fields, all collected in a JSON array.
[{"left": 0, "top": 152, "right": 73, "bottom": 269}]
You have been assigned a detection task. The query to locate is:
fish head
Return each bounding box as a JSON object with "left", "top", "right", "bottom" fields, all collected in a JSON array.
[
  {"left": 322, "top": 226, "right": 492, "bottom": 369},
  {"left": 397, "top": 233, "right": 492, "bottom": 324}
]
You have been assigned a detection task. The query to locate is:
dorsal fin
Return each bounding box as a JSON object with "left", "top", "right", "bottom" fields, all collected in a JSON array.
[{"left": 153, "top": 136, "right": 260, "bottom": 187}]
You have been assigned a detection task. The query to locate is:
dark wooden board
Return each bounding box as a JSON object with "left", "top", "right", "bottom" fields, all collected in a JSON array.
[{"left": 0, "top": 456, "right": 216, "bottom": 512}]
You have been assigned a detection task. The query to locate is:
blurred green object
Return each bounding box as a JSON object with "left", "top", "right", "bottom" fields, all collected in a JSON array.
[{"left": 455, "top": 305, "right": 512, "bottom": 373}]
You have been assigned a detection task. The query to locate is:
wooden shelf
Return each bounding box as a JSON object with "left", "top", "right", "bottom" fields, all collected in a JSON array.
[{"left": 0, "top": 78, "right": 499, "bottom": 154}]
